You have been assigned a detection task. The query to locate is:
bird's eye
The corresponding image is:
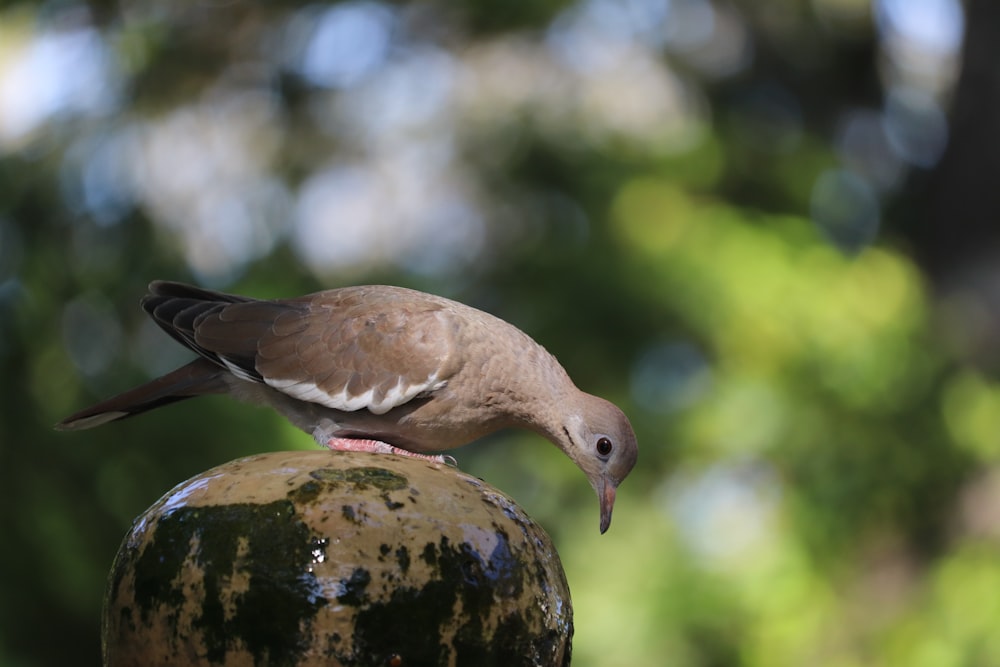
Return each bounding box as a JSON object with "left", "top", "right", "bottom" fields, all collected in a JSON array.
[{"left": 596, "top": 437, "right": 613, "bottom": 457}]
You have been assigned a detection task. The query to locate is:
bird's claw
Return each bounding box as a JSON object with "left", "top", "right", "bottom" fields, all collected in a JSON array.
[{"left": 325, "top": 437, "right": 457, "bottom": 467}]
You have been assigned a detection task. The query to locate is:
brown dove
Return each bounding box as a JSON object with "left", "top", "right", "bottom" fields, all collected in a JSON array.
[{"left": 58, "top": 281, "right": 638, "bottom": 532}]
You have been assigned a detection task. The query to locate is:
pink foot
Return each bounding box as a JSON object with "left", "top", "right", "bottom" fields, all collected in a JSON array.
[{"left": 325, "top": 437, "right": 456, "bottom": 466}]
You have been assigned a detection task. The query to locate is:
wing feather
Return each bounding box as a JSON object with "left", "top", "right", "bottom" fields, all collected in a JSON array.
[{"left": 143, "top": 282, "right": 458, "bottom": 415}]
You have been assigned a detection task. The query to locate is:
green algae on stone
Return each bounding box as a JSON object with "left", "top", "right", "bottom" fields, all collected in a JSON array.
[
  {"left": 288, "top": 479, "right": 324, "bottom": 505},
  {"left": 130, "top": 500, "right": 328, "bottom": 666},
  {"left": 104, "top": 450, "right": 573, "bottom": 667},
  {"left": 308, "top": 466, "right": 409, "bottom": 492}
]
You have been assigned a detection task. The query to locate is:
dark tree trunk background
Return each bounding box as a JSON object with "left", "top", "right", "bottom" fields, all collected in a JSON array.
[{"left": 904, "top": 0, "right": 1000, "bottom": 279}]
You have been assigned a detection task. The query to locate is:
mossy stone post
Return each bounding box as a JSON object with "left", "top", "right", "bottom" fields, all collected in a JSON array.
[{"left": 103, "top": 451, "right": 573, "bottom": 667}]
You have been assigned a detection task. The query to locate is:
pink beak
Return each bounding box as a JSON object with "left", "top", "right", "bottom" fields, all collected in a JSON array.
[{"left": 599, "top": 477, "right": 617, "bottom": 534}]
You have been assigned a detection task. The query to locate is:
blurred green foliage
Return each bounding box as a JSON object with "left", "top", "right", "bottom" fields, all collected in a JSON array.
[{"left": 1, "top": 0, "right": 998, "bottom": 666}]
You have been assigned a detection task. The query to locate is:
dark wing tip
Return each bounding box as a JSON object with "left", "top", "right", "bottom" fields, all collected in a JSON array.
[
  {"left": 147, "top": 280, "right": 198, "bottom": 298},
  {"left": 146, "top": 281, "right": 254, "bottom": 303}
]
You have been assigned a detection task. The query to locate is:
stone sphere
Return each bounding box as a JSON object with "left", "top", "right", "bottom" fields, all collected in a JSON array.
[{"left": 103, "top": 450, "right": 573, "bottom": 667}]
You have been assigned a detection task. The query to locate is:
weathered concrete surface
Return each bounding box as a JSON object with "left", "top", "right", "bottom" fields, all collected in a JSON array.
[{"left": 103, "top": 450, "right": 573, "bottom": 667}]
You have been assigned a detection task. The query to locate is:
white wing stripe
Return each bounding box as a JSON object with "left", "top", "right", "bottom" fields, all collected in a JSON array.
[
  {"left": 220, "top": 357, "right": 259, "bottom": 383},
  {"left": 265, "top": 373, "right": 445, "bottom": 414}
]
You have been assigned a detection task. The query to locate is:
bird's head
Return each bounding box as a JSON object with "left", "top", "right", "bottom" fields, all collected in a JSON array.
[{"left": 557, "top": 394, "right": 638, "bottom": 534}]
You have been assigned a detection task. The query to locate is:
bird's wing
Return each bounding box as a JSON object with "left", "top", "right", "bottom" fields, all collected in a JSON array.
[{"left": 143, "top": 282, "right": 458, "bottom": 415}]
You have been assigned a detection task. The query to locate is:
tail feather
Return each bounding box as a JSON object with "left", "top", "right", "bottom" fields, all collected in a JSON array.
[{"left": 56, "top": 359, "right": 228, "bottom": 431}]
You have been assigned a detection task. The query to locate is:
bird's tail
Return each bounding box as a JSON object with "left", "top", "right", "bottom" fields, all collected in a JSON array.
[{"left": 55, "top": 359, "right": 228, "bottom": 431}]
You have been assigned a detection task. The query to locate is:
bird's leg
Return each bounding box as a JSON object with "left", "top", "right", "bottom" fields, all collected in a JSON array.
[{"left": 325, "top": 437, "right": 457, "bottom": 466}]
